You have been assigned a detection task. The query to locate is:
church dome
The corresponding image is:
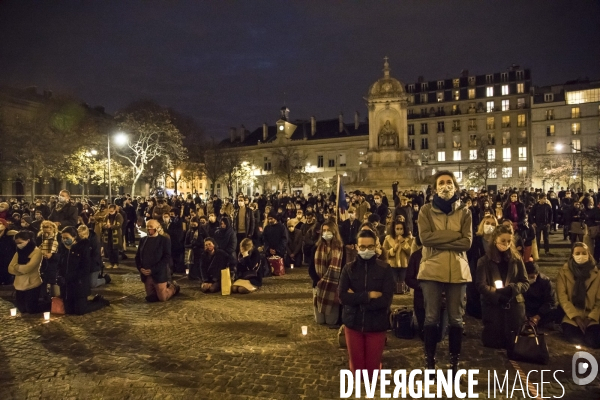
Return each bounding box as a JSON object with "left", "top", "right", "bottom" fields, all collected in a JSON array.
[{"left": 367, "top": 57, "right": 406, "bottom": 100}]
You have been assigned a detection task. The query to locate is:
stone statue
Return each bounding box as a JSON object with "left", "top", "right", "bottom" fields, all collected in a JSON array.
[{"left": 378, "top": 120, "right": 398, "bottom": 148}]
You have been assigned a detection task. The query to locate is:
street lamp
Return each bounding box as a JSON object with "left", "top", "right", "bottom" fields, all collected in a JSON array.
[{"left": 108, "top": 132, "right": 128, "bottom": 203}]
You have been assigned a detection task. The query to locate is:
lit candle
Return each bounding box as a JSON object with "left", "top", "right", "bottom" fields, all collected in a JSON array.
[
  {"left": 44, "top": 312, "right": 50, "bottom": 321},
  {"left": 186, "top": 268, "right": 189, "bottom": 275},
  {"left": 494, "top": 280, "right": 504, "bottom": 289},
  {"left": 291, "top": 264, "right": 294, "bottom": 269},
  {"left": 301, "top": 326, "right": 308, "bottom": 335},
  {"left": 576, "top": 345, "right": 582, "bottom": 350},
  {"left": 10, "top": 308, "right": 17, "bottom": 317}
]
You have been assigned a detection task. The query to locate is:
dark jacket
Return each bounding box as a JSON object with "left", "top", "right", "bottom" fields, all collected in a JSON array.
[
  {"left": 58, "top": 239, "right": 92, "bottom": 299},
  {"left": 135, "top": 235, "right": 172, "bottom": 284},
  {"left": 375, "top": 204, "right": 388, "bottom": 224},
  {"left": 339, "top": 218, "right": 360, "bottom": 246},
  {"left": 236, "top": 248, "right": 262, "bottom": 287},
  {"left": 405, "top": 248, "right": 424, "bottom": 310},
  {"left": 232, "top": 206, "right": 255, "bottom": 236},
  {"left": 49, "top": 203, "right": 79, "bottom": 229},
  {"left": 502, "top": 201, "right": 527, "bottom": 227},
  {"left": 200, "top": 249, "right": 231, "bottom": 283},
  {"left": 262, "top": 222, "right": 287, "bottom": 257},
  {"left": 529, "top": 202, "right": 553, "bottom": 226},
  {"left": 523, "top": 272, "right": 557, "bottom": 317},
  {"left": 286, "top": 228, "right": 303, "bottom": 256},
  {"left": 88, "top": 230, "right": 104, "bottom": 273},
  {"left": 165, "top": 217, "right": 185, "bottom": 253},
  {"left": 214, "top": 219, "right": 236, "bottom": 260},
  {"left": 0, "top": 232, "right": 16, "bottom": 284},
  {"left": 338, "top": 257, "right": 394, "bottom": 332}
]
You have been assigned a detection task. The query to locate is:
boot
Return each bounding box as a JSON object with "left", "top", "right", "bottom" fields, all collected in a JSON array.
[
  {"left": 423, "top": 325, "right": 438, "bottom": 370},
  {"left": 449, "top": 326, "right": 463, "bottom": 376}
]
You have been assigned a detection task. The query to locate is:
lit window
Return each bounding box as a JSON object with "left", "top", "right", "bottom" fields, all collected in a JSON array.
[
  {"left": 502, "top": 167, "right": 513, "bottom": 178},
  {"left": 501, "top": 85, "right": 509, "bottom": 95},
  {"left": 501, "top": 100, "right": 510, "bottom": 111},
  {"left": 566, "top": 88, "right": 600, "bottom": 104},
  {"left": 572, "top": 123, "right": 581, "bottom": 135},
  {"left": 486, "top": 101, "right": 494, "bottom": 113},
  {"left": 546, "top": 125, "right": 555, "bottom": 136},
  {"left": 517, "top": 114, "right": 526, "bottom": 127},
  {"left": 486, "top": 87, "right": 494, "bottom": 97},
  {"left": 488, "top": 148, "right": 496, "bottom": 161},
  {"left": 469, "top": 149, "right": 477, "bottom": 160},
  {"left": 486, "top": 117, "right": 495, "bottom": 130},
  {"left": 437, "top": 151, "right": 446, "bottom": 162},
  {"left": 571, "top": 107, "right": 580, "bottom": 118},
  {"left": 518, "top": 147, "right": 527, "bottom": 161},
  {"left": 437, "top": 92, "right": 444, "bottom": 102},
  {"left": 453, "top": 134, "right": 461, "bottom": 148},
  {"left": 489, "top": 168, "right": 497, "bottom": 178},
  {"left": 454, "top": 90, "right": 460, "bottom": 101},
  {"left": 502, "top": 115, "right": 510, "bottom": 128},
  {"left": 572, "top": 139, "right": 581, "bottom": 152},
  {"left": 502, "top": 132, "right": 511, "bottom": 145},
  {"left": 517, "top": 83, "right": 524, "bottom": 94},
  {"left": 453, "top": 150, "right": 461, "bottom": 161},
  {"left": 518, "top": 167, "right": 527, "bottom": 178},
  {"left": 468, "top": 88, "right": 475, "bottom": 99},
  {"left": 503, "top": 147, "right": 511, "bottom": 162}
]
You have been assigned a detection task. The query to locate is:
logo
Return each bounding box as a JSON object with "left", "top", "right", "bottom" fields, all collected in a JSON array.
[{"left": 572, "top": 351, "right": 598, "bottom": 385}]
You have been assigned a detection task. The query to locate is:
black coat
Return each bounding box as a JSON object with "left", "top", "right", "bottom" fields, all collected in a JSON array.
[
  {"left": 530, "top": 202, "right": 553, "bottom": 226},
  {"left": 523, "top": 272, "right": 557, "bottom": 317},
  {"left": 88, "top": 231, "right": 104, "bottom": 273},
  {"left": 262, "top": 222, "right": 287, "bottom": 257},
  {"left": 502, "top": 202, "right": 527, "bottom": 227},
  {"left": 49, "top": 203, "right": 79, "bottom": 229},
  {"left": 236, "top": 248, "right": 262, "bottom": 287},
  {"left": 338, "top": 257, "right": 394, "bottom": 332},
  {"left": 135, "top": 235, "right": 172, "bottom": 284},
  {"left": 200, "top": 249, "right": 231, "bottom": 283},
  {"left": 58, "top": 239, "right": 92, "bottom": 299},
  {"left": 214, "top": 226, "right": 236, "bottom": 259},
  {"left": 405, "top": 248, "right": 424, "bottom": 309},
  {"left": 339, "top": 219, "right": 360, "bottom": 246},
  {"left": 0, "top": 232, "right": 16, "bottom": 284}
]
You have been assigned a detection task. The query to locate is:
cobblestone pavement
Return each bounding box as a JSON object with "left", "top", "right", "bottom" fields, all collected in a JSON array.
[{"left": 0, "top": 237, "right": 599, "bottom": 399}]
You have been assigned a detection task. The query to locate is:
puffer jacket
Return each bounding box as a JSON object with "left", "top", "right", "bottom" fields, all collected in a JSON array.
[
  {"left": 417, "top": 201, "right": 472, "bottom": 283},
  {"left": 338, "top": 257, "right": 394, "bottom": 332},
  {"left": 557, "top": 262, "right": 600, "bottom": 328}
]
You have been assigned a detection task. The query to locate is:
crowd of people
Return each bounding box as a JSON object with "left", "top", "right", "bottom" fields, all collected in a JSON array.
[{"left": 1, "top": 175, "right": 600, "bottom": 375}]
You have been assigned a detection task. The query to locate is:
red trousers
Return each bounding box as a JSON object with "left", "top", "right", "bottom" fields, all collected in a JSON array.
[{"left": 344, "top": 326, "right": 387, "bottom": 374}]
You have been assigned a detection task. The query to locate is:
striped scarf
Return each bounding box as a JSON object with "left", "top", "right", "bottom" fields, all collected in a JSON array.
[
  {"left": 314, "top": 241, "right": 343, "bottom": 315},
  {"left": 40, "top": 235, "right": 59, "bottom": 255}
]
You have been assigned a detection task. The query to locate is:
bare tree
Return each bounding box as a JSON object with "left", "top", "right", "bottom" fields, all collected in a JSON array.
[
  {"left": 272, "top": 146, "right": 308, "bottom": 193},
  {"left": 202, "top": 139, "right": 227, "bottom": 195}
]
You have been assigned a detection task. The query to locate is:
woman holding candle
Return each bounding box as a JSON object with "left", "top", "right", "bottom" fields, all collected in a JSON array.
[
  {"left": 556, "top": 242, "right": 600, "bottom": 348},
  {"left": 8, "top": 231, "right": 43, "bottom": 314},
  {"left": 338, "top": 229, "right": 394, "bottom": 374},
  {"left": 57, "top": 226, "right": 109, "bottom": 315},
  {"left": 417, "top": 171, "right": 472, "bottom": 373},
  {"left": 476, "top": 224, "right": 529, "bottom": 349}
]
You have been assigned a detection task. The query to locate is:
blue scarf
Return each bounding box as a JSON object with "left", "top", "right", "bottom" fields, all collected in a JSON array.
[{"left": 432, "top": 194, "right": 459, "bottom": 214}]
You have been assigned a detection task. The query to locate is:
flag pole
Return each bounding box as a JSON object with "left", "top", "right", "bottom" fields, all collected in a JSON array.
[{"left": 335, "top": 174, "right": 341, "bottom": 223}]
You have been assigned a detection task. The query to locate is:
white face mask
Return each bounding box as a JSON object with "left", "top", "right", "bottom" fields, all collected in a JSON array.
[
  {"left": 484, "top": 225, "right": 495, "bottom": 235},
  {"left": 322, "top": 232, "right": 333, "bottom": 241},
  {"left": 496, "top": 242, "right": 510, "bottom": 252},
  {"left": 437, "top": 184, "right": 456, "bottom": 200},
  {"left": 574, "top": 254, "right": 589, "bottom": 264}
]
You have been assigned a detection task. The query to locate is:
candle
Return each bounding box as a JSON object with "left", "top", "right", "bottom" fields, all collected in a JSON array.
[
  {"left": 494, "top": 280, "right": 504, "bottom": 289},
  {"left": 44, "top": 312, "right": 50, "bottom": 321},
  {"left": 186, "top": 268, "right": 189, "bottom": 275},
  {"left": 576, "top": 345, "right": 582, "bottom": 350},
  {"left": 301, "top": 326, "right": 308, "bottom": 335},
  {"left": 290, "top": 264, "right": 294, "bottom": 269},
  {"left": 10, "top": 308, "right": 17, "bottom": 317}
]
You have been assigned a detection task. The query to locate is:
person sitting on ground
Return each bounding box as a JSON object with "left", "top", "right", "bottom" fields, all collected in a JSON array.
[
  {"left": 232, "top": 238, "right": 262, "bottom": 294},
  {"left": 523, "top": 260, "right": 560, "bottom": 329},
  {"left": 338, "top": 229, "right": 394, "bottom": 374},
  {"left": 135, "top": 219, "right": 179, "bottom": 302},
  {"left": 9, "top": 231, "right": 43, "bottom": 314},
  {"left": 556, "top": 242, "right": 600, "bottom": 348},
  {"left": 57, "top": 226, "right": 110, "bottom": 314},
  {"left": 200, "top": 237, "right": 232, "bottom": 293},
  {"left": 77, "top": 224, "right": 110, "bottom": 288}
]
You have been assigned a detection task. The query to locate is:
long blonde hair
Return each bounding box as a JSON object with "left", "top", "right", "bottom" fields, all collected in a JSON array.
[
  {"left": 476, "top": 215, "right": 498, "bottom": 237},
  {"left": 37, "top": 221, "right": 58, "bottom": 237}
]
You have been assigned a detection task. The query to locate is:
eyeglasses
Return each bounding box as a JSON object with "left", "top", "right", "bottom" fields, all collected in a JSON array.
[{"left": 357, "top": 245, "right": 376, "bottom": 251}]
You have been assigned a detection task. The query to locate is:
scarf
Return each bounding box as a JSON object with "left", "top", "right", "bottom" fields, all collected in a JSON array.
[
  {"left": 568, "top": 258, "right": 595, "bottom": 310},
  {"left": 432, "top": 193, "right": 458, "bottom": 215},
  {"left": 40, "top": 234, "right": 59, "bottom": 255},
  {"left": 313, "top": 241, "right": 343, "bottom": 314},
  {"left": 17, "top": 241, "right": 36, "bottom": 264},
  {"left": 510, "top": 202, "right": 518, "bottom": 222}
]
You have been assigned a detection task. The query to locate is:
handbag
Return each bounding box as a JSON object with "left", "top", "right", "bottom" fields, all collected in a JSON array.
[
  {"left": 390, "top": 307, "right": 415, "bottom": 339},
  {"left": 507, "top": 321, "right": 549, "bottom": 365},
  {"left": 221, "top": 268, "right": 232, "bottom": 296},
  {"left": 51, "top": 297, "right": 65, "bottom": 315},
  {"left": 570, "top": 221, "right": 587, "bottom": 235},
  {"left": 268, "top": 256, "right": 285, "bottom": 276}
]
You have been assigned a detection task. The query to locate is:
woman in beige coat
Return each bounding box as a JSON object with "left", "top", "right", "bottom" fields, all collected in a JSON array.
[
  {"left": 557, "top": 242, "right": 600, "bottom": 348},
  {"left": 383, "top": 220, "right": 413, "bottom": 294},
  {"left": 9, "top": 231, "right": 43, "bottom": 313}
]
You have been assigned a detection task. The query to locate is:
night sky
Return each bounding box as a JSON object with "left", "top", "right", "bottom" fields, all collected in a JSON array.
[{"left": 1, "top": 1, "right": 599, "bottom": 140}]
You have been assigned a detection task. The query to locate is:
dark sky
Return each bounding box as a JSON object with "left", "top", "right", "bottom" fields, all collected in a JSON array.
[{"left": 1, "top": 1, "right": 599, "bottom": 140}]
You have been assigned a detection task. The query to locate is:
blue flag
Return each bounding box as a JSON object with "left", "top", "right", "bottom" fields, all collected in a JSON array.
[{"left": 338, "top": 178, "right": 348, "bottom": 211}]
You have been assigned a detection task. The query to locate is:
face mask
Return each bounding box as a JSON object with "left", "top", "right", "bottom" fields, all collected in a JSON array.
[
  {"left": 147, "top": 229, "right": 157, "bottom": 237},
  {"left": 574, "top": 254, "right": 589, "bottom": 264},
  {"left": 484, "top": 225, "right": 495, "bottom": 235},
  {"left": 375, "top": 200, "right": 381, "bottom": 205},
  {"left": 528, "top": 278, "right": 536, "bottom": 285},
  {"left": 437, "top": 184, "right": 456, "bottom": 200},
  {"left": 238, "top": 201, "right": 245, "bottom": 206},
  {"left": 322, "top": 232, "right": 333, "bottom": 241},
  {"left": 358, "top": 249, "right": 376, "bottom": 260},
  {"left": 59, "top": 196, "right": 67, "bottom": 203},
  {"left": 242, "top": 250, "right": 249, "bottom": 257},
  {"left": 16, "top": 242, "right": 29, "bottom": 249},
  {"left": 496, "top": 242, "right": 510, "bottom": 252},
  {"left": 63, "top": 238, "right": 74, "bottom": 246}
]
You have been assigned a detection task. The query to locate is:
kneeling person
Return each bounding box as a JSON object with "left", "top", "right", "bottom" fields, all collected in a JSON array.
[{"left": 200, "top": 238, "right": 231, "bottom": 293}]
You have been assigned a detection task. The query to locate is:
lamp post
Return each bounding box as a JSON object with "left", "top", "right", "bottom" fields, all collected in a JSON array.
[{"left": 108, "top": 132, "right": 128, "bottom": 203}]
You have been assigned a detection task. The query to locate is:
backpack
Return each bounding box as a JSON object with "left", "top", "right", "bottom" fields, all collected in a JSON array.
[{"left": 390, "top": 307, "right": 415, "bottom": 339}]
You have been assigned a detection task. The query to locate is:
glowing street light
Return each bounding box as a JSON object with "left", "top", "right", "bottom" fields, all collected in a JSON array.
[{"left": 108, "top": 132, "right": 128, "bottom": 202}]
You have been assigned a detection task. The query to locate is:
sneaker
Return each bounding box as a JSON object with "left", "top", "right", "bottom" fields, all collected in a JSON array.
[{"left": 104, "top": 274, "right": 111, "bottom": 284}]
